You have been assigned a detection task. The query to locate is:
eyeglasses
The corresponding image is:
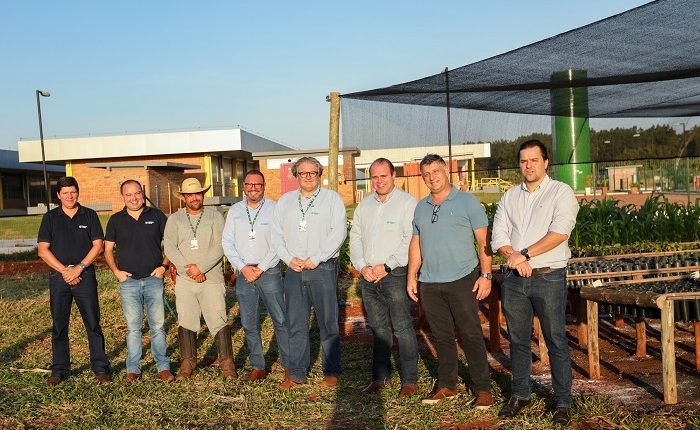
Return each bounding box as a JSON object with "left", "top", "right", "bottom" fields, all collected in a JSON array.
[
  {"left": 431, "top": 204, "right": 441, "bottom": 223},
  {"left": 297, "top": 171, "right": 319, "bottom": 179},
  {"left": 244, "top": 183, "right": 265, "bottom": 189}
]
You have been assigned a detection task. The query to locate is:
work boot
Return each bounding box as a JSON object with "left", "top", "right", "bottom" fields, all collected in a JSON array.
[
  {"left": 215, "top": 324, "right": 237, "bottom": 380},
  {"left": 176, "top": 326, "right": 197, "bottom": 381}
]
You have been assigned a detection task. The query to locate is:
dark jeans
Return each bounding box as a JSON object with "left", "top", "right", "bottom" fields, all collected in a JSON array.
[
  {"left": 284, "top": 258, "right": 341, "bottom": 382},
  {"left": 501, "top": 268, "right": 572, "bottom": 407},
  {"left": 49, "top": 268, "right": 110, "bottom": 376},
  {"left": 420, "top": 269, "right": 491, "bottom": 393},
  {"left": 236, "top": 262, "right": 290, "bottom": 370},
  {"left": 361, "top": 266, "right": 418, "bottom": 385}
]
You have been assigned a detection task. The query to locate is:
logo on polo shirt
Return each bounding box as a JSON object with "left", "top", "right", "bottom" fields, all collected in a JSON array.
[
  {"left": 78, "top": 225, "right": 88, "bottom": 229},
  {"left": 144, "top": 221, "right": 155, "bottom": 224}
]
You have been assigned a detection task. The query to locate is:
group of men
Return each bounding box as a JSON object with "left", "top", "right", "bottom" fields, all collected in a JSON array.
[{"left": 37, "top": 140, "right": 577, "bottom": 424}]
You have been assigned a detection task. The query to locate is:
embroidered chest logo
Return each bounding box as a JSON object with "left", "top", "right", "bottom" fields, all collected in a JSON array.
[
  {"left": 78, "top": 225, "right": 88, "bottom": 229},
  {"left": 144, "top": 221, "right": 155, "bottom": 225}
]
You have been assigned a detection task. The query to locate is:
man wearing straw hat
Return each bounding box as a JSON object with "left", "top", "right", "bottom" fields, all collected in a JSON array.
[{"left": 164, "top": 177, "right": 236, "bottom": 380}]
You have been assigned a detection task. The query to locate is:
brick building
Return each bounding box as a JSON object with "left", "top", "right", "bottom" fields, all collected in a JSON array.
[{"left": 18, "top": 129, "right": 292, "bottom": 213}]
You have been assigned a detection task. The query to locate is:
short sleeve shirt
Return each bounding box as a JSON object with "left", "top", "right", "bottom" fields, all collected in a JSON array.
[
  {"left": 412, "top": 188, "right": 488, "bottom": 283},
  {"left": 37, "top": 204, "right": 104, "bottom": 269},
  {"left": 105, "top": 205, "right": 168, "bottom": 279}
]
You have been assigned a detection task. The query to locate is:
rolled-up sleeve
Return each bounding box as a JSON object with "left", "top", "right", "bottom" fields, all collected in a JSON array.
[{"left": 549, "top": 186, "right": 579, "bottom": 236}]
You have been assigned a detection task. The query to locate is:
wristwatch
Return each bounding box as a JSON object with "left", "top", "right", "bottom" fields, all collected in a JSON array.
[
  {"left": 78, "top": 262, "right": 87, "bottom": 271},
  {"left": 384, "top": 264, "right": 392, "bottom": 273},
  {"left": 520, "top": 248, "right": 531, "bottom": 261},
  {"left": 480, "top": 272, "right": 492, "bottom": 280}
]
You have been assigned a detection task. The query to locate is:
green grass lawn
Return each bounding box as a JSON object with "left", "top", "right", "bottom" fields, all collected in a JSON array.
[
  {"left": 0, "top": 215, "right": 111, "bottom": 241},
  {"left": 1, "top": 269, "right": 698, "bottom": 429}
]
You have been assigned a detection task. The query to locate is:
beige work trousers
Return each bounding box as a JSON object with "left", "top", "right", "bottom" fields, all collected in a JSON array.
[{"left": 175, "top": 277, "right": 228, "bottom": 336}]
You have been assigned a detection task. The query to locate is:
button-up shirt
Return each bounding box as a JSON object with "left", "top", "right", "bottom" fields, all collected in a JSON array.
[
  {"left": 491, "top": 175, "right": 579, "bottom": 269},
  {"left": 222, "top": 198, "right": 279, "bottom": 272},
  {"left": 271, "top": 187, "right": 347, "bottom": 266},
  {"left": 349, "top": 187, "right": 416, "bottom": 270}
]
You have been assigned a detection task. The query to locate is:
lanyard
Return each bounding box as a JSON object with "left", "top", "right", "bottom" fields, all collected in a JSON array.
[
  {"left": 298, "top": 188, "right": 321, "bottom": 221},
  {"left": 186, "top": 212, "right": 203, "bottom": 238},
  {"left": 245, "top": 198, "right": 265, "bottom": 231}
]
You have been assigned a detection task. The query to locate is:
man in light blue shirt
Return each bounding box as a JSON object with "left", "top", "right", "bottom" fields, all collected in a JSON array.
[
  {"left": 407, "top": 154, "right": 493, "bottom": 409},
  {"left": 350, "top": 158, "right": 419, "bottom": 398},
  {"left": 491, "top": 139, "right": 579, "bottom": 426},
  {"left": 271, "top": 157, "right": 347, "bottom": 390},
  {"left": 222, "top": 169, "right": 289, "bottom": 383}
]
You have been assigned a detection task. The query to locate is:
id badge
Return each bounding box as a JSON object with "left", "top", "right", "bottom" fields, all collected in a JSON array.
[
  {"left": 190, "top": 238, "right": 199, "bottom": 250},
  {"left": 248, "top": 230, "right": 256, "bottom": 241},
  {"left": 298, "top": 219, "right": 307, "bottom": 232}
]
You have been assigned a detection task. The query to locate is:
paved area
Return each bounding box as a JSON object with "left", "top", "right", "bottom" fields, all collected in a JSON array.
[{"left": 0, "top": 239, "right": 36, "bottom": 254}]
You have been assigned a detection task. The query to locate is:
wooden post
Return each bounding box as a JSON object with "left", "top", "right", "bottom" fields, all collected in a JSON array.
[
  {"left": 328, "top": 92, "right": 340, "bottom": 192},
  {"left": 695, "top": 321, "right": 700, "bottom": 371},
  {"left": 575, "top": 289, "right": 587, "bottom": 347},
  {"left": 635, "top": 316, "right": 647, "bottom": 357},
  {"left": 488, "top": 285, "right": 502, "bottom": 353},
  {"left": 586, "top": 300, "right": 600, "bottom": 378},
  {"left": 533, "top": 316, "right": 549, "bottom": 366},
  {"left": 660, "top": 299, "right": 678, "bottom": 404}
]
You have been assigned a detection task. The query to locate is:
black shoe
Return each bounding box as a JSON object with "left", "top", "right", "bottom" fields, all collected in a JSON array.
[
  {"left": 498, "top": 397, "right": 531, "bottom": 418},
  {"left": 553, "top": 407, "right": 570, "bottom": 425}
]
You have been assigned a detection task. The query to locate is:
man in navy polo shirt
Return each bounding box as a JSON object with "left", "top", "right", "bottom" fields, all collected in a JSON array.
[
  {"left": 407, "top": 154, "right": 493, "bottom": 408},
  {"left": 104, "top": 180, "right": 174, "bottom": 382},
  {"left": 38, "top": 176, "right": 111, "bottom": 385}
]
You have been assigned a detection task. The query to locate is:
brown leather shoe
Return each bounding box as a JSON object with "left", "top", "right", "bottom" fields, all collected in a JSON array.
[
  {"left": 157, "top": 370, "right": 175, "bottom": 382},
  {"left": 421, "top": 387, "right": 457, "bottom": 404},
  {"left": 247, "top": 369, "right": 268, "bottom": 382},
  {"left": 125, "top": 372, "right": 141, "bottom": 382},
  {"left": 397, "top": 384, "right": 418, "bottom": 399},
  {"left": 46, "top": 375, "right": 65, "bottom": 386},
  {"left": 95, "top": 373, "right": 112, "bottom": 384},
  {"left": 475, "top": 391, "right": 493, "bottom": 410},
  {"left": 361, "top": 380, "right": 389, "bottom": 395},
  {"left": 279, "top": 378, "right": 304, "bottom": 390},
  {"left": 319, "top": 375, "right": 338, "bottom": 388}
]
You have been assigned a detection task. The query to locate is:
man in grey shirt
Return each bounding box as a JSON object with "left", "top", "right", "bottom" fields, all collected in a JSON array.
[
  {"left": 350, "top": 158, "right": 418, "bottom": 398},
  {"left": 164, "top": 178, "right": 236, "bottom": 381},
  {"left": 222, "top": 169, "right": 289, "bottom": 382},
  {"left": 271, "top": 156, "right": 347, "bottom": 390},
  {"left": 407, "top": 154, "right": 493, "bottom": 409},
  {"left": 491, "top": 139, "right": 579, "bottom": 426}
]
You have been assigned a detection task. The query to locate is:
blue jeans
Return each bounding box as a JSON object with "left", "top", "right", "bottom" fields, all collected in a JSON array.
[
  {"left": 120, "top": 276, "right": 170, "bottom": 373},
  {"left": 236, "top": 263, "right": 289, "bottom": 370},
  {"left": 501, "top": 268, "right": 572, "bottom": 407},
  {"left": 49, "top": 268, "right": 110, "bottom": 376},
  {"left": 361, "top": 266, "right": 418, "bottom": 385},
  {"left": 284, "top": 258, "right": 341, "bottom": 382}
]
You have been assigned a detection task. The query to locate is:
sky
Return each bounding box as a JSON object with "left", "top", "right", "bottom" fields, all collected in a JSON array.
[{"left": 1, "top": 0, "right": 650, "bottom": 151}]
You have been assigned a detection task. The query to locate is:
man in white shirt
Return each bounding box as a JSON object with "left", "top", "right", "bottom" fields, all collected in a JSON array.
[
  {"left": 350, "top": 158, "right": 418, "bottom": 398},
  {"left": 271, "top": 157, "right": 347, "bottom": 390},
  {"left": 223, "top": 170, "right": 289, "bottom": 382},
  {"left": 491, "top": 139, "right": 579, "bottom": 426}
]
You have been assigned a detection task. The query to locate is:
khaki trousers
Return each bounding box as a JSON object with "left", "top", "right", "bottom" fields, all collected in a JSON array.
[{"left": 175, "top": 277, "right": 228, "bottom": 336}]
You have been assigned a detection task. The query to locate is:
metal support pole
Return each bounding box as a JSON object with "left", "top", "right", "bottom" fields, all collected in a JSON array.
[
  {"left": 36, "top": 90, "right": 51, "bottom": 209},
  {"left": 444, "top": 67, "right": 453, "bottom": 184}
]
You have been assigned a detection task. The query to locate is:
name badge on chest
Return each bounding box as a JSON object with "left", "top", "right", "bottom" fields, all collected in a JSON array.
[
  {"left": 298, "top": 219, "right": 307, "bottom": 232},
  {"left": 248, "top": 230, "right": 257, "bottom": 241},
  {"left": 190, "top": 238, "right": 199, "bottom": 250}
]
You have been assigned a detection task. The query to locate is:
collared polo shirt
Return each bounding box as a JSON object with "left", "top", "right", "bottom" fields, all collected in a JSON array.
[
  {"left": 37, "top": 204, "right": 104, "bottom": 269},
  {"left": 222, "top": 198, "right": 280, "bottom": 272},
  {"left": 412, "top": 187, "right": 488, "bottom": 283},
  {"left": 349, "top": 187, "right": 417, "bottom": 270},
  {"left": 105, "top": 205, "right": 168, "bottom": 279},
  {"left": 491, "top": 175, "right": 579, "bottom": 269}
]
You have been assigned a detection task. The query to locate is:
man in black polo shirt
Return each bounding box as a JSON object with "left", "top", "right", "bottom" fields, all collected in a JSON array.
[
  {"left": 104, "top": 180, "right": 174, "bottom": 382},
  {"left": 37, "top": 176, "right": 111, "bottom": 385}
]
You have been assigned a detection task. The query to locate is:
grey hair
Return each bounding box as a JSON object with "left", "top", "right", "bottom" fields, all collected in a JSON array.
[
  {"left": 291, "top": 157, "right": 324, "bottom": 177},
  {"left": 419, "top": 154, "right": 446, "bottom": 170}
]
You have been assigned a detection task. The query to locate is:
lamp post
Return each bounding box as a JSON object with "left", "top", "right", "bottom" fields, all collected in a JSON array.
[{"left": 36, "top": 90, "right": 51, "bottom": 209}]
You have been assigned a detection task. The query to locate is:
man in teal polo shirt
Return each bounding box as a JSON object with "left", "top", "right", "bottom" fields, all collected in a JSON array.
[{"left": 407, "top": 154, "right": 493, "bottom": 408}]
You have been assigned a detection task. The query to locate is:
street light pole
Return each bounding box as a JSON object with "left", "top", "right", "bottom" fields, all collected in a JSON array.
[{"left": 36, "top": 90, "right": 51, "bottom": 209}]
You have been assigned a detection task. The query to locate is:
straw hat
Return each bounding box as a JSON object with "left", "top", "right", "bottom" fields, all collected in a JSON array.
[{"left": 174, "top": 178, "right": 210, "bottom": 199}]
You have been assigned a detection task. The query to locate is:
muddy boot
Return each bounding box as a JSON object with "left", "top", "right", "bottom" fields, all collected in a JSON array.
[
  {"left": 215, "top": 324, "right": 237, "bottom": 380},
  {"left": 176, "top": 327, "right": 197, "bottom": 381}
]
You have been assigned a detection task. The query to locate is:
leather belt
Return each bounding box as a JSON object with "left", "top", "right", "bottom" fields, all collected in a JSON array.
[{"left": 510, "top": 266, "right": 553, "bottom": 277}]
